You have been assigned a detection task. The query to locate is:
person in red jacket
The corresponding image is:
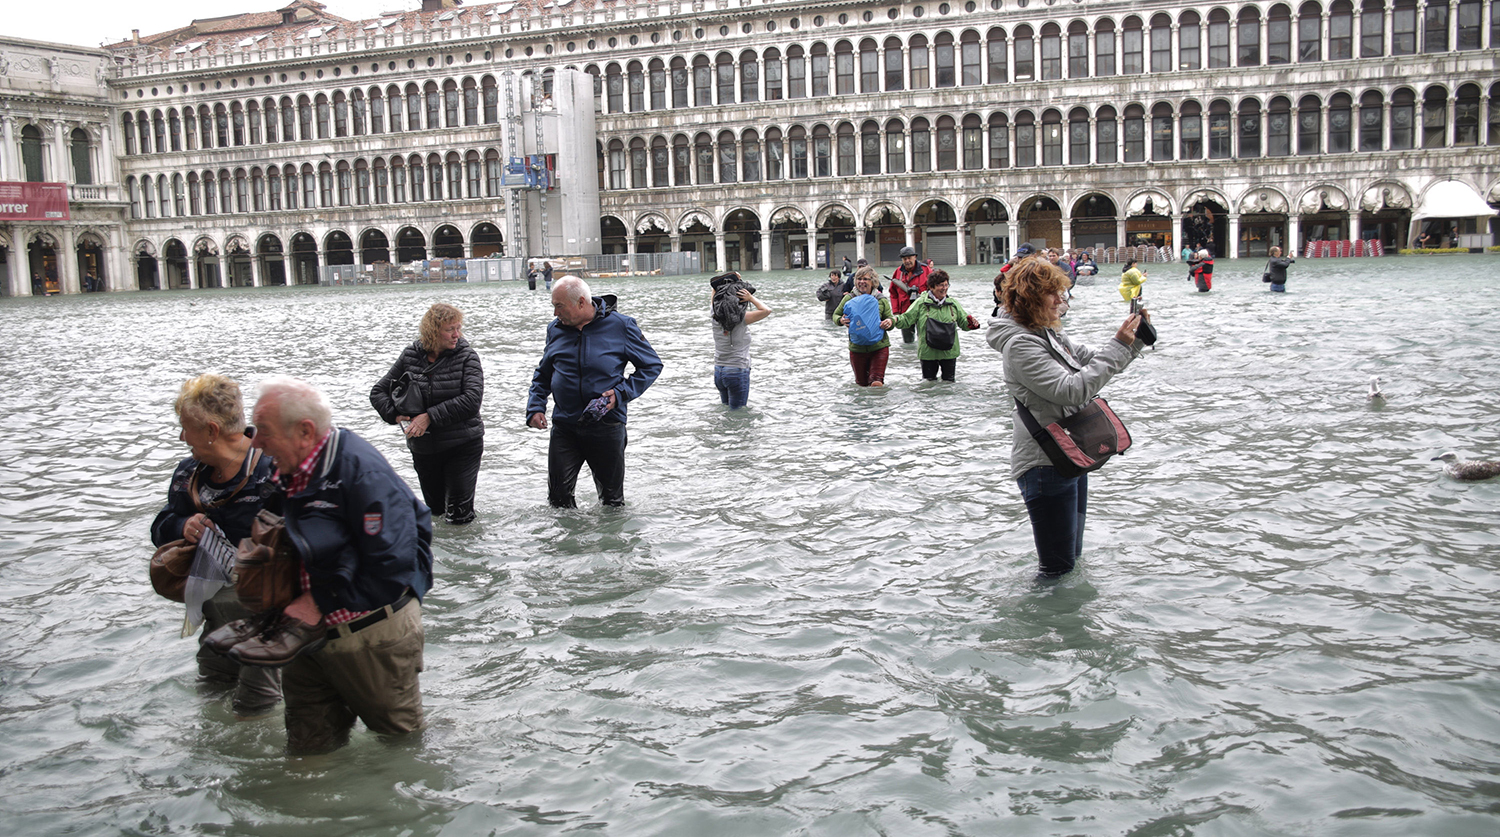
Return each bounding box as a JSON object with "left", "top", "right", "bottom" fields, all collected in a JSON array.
[
  {"left": 1191, "top": 249, "right": 1214, "bottom": 292},
  {"left": 889, "top": 246, "right": 934, "bottom": 343}
]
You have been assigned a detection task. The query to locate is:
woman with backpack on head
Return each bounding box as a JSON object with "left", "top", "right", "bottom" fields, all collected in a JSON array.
[{"left": 832, "top": 267, "right": 895, "bottom": 387}]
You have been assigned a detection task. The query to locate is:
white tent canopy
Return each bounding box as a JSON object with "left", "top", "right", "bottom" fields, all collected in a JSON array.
[{"left": 1411, "top": 180, "right": 1497, "bottom": 220}]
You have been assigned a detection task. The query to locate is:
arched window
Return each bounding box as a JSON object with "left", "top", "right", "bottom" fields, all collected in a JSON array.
[
  {"left": 860, "top": 40, "right": 879, "bottom": 92},
  {"left": 1328, "top": 92, "right": 1353, "bottom": 151},
  {"left": 313, "top": 94, "right": 330, "bottom": 138},
  {"left": 1151, "top": 102, "right": 1175, "bottom": 160},
  {"left": 1269, "top": 4, "right": 1293, "bottom": 64},
  {"left": 405, "top": 155, "right": 423, "bottom": 201},
  {"left": 697, "top": 131, "right": 718, "bottom": 182},
  {"left": 20, "top": 124, "right": 44, "bottom": 181},
  {"left": 154, "top": 110, "right": 168, "bottom": 152},
  {"left": 987, "top": 28, "right": 1007, "bottom": 83},
  {"left": 812, "top": 124, "right": 833, "bottom": 176},
  {"left": 121, "top": 115, "right": 136, "bottom": 156},
  {"left": 935, "top": 116, "right": 957, "bottom": 170},
  {"left": 1299, "top": 2, "right": 1323, "bottom": 61},
  {"left": 962, "top": 113, "right": 983, "bottom": 169},
  {"left": 1097, "top": 19, "right": 1117, "bottom": 75},
  {"left": 1068, "top": 107, "right": 1090, "bottom": 164},
  {"left": 1041, "top": 109, "right": 1063, "bottom": 165},
  {"left": 1238, "top": 97, "right": 1262, "bottom": 157},
  {"left": 693, "top": 55, "right": 712, "bottom": 105},
  {"left": 628, "top": 61, "right": 646, "bottom": 111},
  {"left": 1180, "top": 100, "right": 1203, "bottom": 158},
  {"left": 1014, "top": 26, "right": 1035, "bottom": 81},
  {"left": 137, "top": 112, "right": 151, "bottom": 154},
  {"left": 70, "top": 128, "right": 93, "bottom": 185},
  {"left": 1456, "top": 0, "right": 1482, "bottom": 49},
  {"left": 440, "top": 80, "right": 458, "bottom": 127},
  {"left": 1238, "top": 7, "right": 1263, "bottom": 66},
  {"left": 786, "top": 46, "right": 806, "bottom": 98},
  {"left": 649, "top": 59, "right": 667, "bottom": 109},
  {"left": 1123, "top": 104, "right": 1146, "bottom": 161},
  {"left": 673, "top": 133, "right": 692, "bottom": 184},
  {"left": 670, "top": 57, "right": 690, "bottom": 107},
  {"left": 1361, "top": 0, "right": 1385, "bottom": 56},
  {"left": 219, "top": 168, "right": 235, "bottom": 214},
  {"left": 260, "top": 98, "right": 277, "bottom": 142},
  {"left": 834, "top": 122, "right": 858, "bottom": 176},
  {"left": 1014, "top": 110, "right": 1037, "bottom": 167},
  {"left": 763, "top": 49, "right": 783, "bottom": 100},
  {"left": 1297, "top": 94, "right": 1321, "bottom": 154},
  {"left": 354, "top": 159, "right": 369, "bottom": 204},
  {"left": 1095, "top": 106, "right": 1116, "bottom": 163},
  {"left": 297, "top": 96, "right": 313, "bottom": 140},
  {"left": 247, "top": 101, "right": 262, "bottom": 144},
  {"left": 886, "top": 118, "right": 907, "bottom": 172},
  {"left": 333, "top": 91, "right": 349, "bottom": 137},
  {"left": 142, "top": 175, "right": 156, "bottom": 218},
  {"left": 1329, "top": 1, "right": 1353, "bottom": 58},
  {"left": 1423, "top": 0, "right": 1449, "bottom": 53},
  {"left": 717, "top": 53, "right": 737, "bottom": 103},
  {"left": 125, "top": 176, "right": 139, "bottom": 218},
  {"left": 173, "top": 173, "right": 186, "bottom": 215},
  {"left": 460, "top": 79, "right": 477, "bottom": 125},
  {"left": 811, "top": 43, "right": 830, "bottom": 97},
  {"left": 1267, "top": 96, "right": 1292, "bottom": 155},
  {"left": 1068, "top": 22, "right": 1090, "bottom": 77},
  {"left": 1180, "top": 12, "right": 1202, "bottom": 70},
  {"left": 1209, "top": 99, "right": 1233, "bottom": 157},
  {"left": 482, "top": 151, "right": 498, "bottom": 196},
  {"left": 1488, "top": 83, "right": 1500, "bottom": 145},
  {"left": 862, "top": 120, "right": 882, "bottom": 174},
  {"left": 740, "top": 130, "right": 761, "bottom": 181},
  {"left": 1041, "top": 24, "right": 1062, "bottom": 80},
  {"left": 934, "top": 33, "right": 956, "bottom": 87},
  {"left": 1390, "top": 87, "right": 1416, "bottom": 148},
  {"left": 1358, "top": 90, "right": 1384, "bottom": 150},
  {"left": 631, "top": 137, "right": 648, "bottom": 188},
  {"left": 424, "top": 82, "right": 441, "bottom": 129},
  {"left": 741, "top": 52, "right": 760, "bottom": 103},
  {"left": 910, "top": 35, "right": 930, "bottom": 88},
  {"left": 1150, "top": 14, "right": 1173, "bottom": 72},
  {"left": 1392, "top": 0, "right": 1418, "bottom": 55},
  {"left": 481, "top": 76, "right": 498, "bottom": 123},
  {"left": 606, "top": 63, "right": 624, "bottom": 112},
  {"left": 911, "top": 117, "right": 931, "bottom": 172},
  {"left": 787, "top": 126, "right": 807, "bottom": 178},
  {"left": 1454, "top": 83, "right": 1481, "bottom": 145},
  {"left": 884, "top": 37, "right": 905, "bottom": 90},
  {"left": 989, "top": 112, "right": 1010, "bottom": 168},
  {"left": 250, "top": 167, "right": 265, "bottom": 211},
  {"left": 960, "top": 31, "right": 982, "bottom": 85},
  {"left": 214, "top": 104, "right": 230, "bottom": 147},
  {"left": 1122, "top": 17, "right": 1144, "bottom": 74},
  {"left": 1209, "top": 10, "right": 1232, "bottom": 67},
  {"left": 763, "top": 128, "right": 783, "bottom": 180},
  {"left": 835, "top": 40, "right": 856, "bottom": 94},
  {"left": 1422, "top": 86, "right": 1448, "bottom": 147}
]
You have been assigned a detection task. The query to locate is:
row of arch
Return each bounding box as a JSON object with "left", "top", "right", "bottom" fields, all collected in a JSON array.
[
  {"left": 598, "top": 83, "right": 1500, "bottom": 190},
  {"left": 10, "top": 124, "right": 98, "bottom": 185},
  {"left": 586, "top": 1, "right": 1493, "bottom": 113},
  {"left": 118, "top": 73, "right": 530, "bottom": 155},
  {"left": 122, "top": 148, "right": 512, "bottom": 219},
  {"left": 128, "top": 222, "right": 507, "bottom": 289}
]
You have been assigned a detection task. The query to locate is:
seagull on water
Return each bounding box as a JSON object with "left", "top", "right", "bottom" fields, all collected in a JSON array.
[
  {"left": 1432, "top": 452, "right": 1500, "bottom": 481},
  {"left": 1367, "top": 376, "right": 1384, "bottom": 401}
]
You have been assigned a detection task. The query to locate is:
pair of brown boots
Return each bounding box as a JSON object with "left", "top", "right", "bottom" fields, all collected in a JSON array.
[{"left": 204, "top": 611, "right": 325, "bottom": 667}]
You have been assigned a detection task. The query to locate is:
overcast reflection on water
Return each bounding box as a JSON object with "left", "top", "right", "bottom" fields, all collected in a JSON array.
[{"left": 1, "top": 256, "right": 1499, "bottom": 836}]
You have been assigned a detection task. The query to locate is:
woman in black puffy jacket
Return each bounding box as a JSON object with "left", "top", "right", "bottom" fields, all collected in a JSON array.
[{"left": 371, "top": 303, "right": 485, "bottom": 525}]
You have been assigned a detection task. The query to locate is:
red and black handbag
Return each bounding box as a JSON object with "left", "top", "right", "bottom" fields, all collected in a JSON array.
[{"left": 1015, "top": 397, "right": 1132, "bottom": 478}]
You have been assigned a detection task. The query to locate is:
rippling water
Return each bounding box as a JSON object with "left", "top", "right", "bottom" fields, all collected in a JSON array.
[{"left": 2, "top": 256, "right": 1499, "bottom": 835}]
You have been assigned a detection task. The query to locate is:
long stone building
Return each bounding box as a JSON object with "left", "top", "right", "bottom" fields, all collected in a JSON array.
[{"left": 1, "top": 0, "right": 1497, "bottom": 293}]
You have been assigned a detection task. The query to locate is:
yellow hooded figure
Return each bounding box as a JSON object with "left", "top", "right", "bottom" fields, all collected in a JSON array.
[{"left": 1118, "top": 261, "right": 1146, "bottom": 302}]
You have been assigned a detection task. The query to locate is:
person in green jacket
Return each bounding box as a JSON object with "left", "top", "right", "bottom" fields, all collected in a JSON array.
[
  {"left": 831, "top": 268, "right": 895, "bottom": 386},
  {"left": 890, "top": 269, "right": 981, "bottom": 382}
]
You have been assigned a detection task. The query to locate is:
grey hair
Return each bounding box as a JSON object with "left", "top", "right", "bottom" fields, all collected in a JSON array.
[
  {"left": 552, "top": 275, "right": 592, "bottom": 301},
  {"left": 255, "top": 376, "right": 333, "bottom": 435}
]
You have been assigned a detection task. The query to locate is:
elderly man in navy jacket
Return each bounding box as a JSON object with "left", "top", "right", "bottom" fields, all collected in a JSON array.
[
  {"left": 527, "top": 276, "right": 664, "bottom": 508},
  {"left": 238, "top": 376, "right": 434, "bottom": 753}
]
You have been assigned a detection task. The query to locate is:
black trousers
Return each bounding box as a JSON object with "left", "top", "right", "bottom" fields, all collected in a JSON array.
[
  {"left": 410, "top": 436, "right": 483, "bottom": 524},
  {"left": 548, "top": 420, "right": 627, "bottom": 508},
  {"left": 921, "top": 358, "right": 957, "bottom": 381}
]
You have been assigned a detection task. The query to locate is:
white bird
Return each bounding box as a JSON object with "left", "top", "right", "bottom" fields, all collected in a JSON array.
[
  {"left": 1367, "top": 376, "right": 1384, "bottom": 401},
  {"left": 1432, "top": 452, "right": 1500, "bottom": 481}
]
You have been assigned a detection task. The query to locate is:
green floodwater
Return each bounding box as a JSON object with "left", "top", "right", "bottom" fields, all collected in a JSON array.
[{"left": 1, "top": 255, "right": 1498, "bottom": 836}]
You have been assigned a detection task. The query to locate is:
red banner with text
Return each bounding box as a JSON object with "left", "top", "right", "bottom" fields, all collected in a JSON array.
[{"left": 0, "top": 182, "right": 70, "bottom": 221}]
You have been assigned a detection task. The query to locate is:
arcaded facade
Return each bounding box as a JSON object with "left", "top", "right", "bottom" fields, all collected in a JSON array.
[{"left": 1, "top": 0, "right": 1497, "bottom": 293}]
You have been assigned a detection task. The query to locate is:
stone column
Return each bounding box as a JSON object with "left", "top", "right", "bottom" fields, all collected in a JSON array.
[
  {"left": 1382, "top": 100, "right": 1392, "bottom": 150},
  {"left": 185, "top": 253, "right": 198, "bottom": 290},
  {"left": 854, "top": 226, "right": 867, "bottom": 265},
  {"left": 52, "top": 121, "right": 69, "bottom": 183},
  {"left": 956, "top": 222, "right": 969, "bottom": 266},
  {"left": 251, "top": 252, "right": 263, "bottom": 287},
  {"left": 1115, "top": 217, "right": 1127, "bottom": 251},
  {"left": 714, "top": 232, "right": 727, "bottom": 273},
  {"left": 1008, "top": 220, "right": 1020, "bottom": 254},
  {"left": 1321, "top": 104, "right": 1331, "bottom": 155},
  {"left": 904, "top": 127, "right": 914, "bottom": 173},
  {"left": 0, "top": 116, "right": 15, "bottom": 180},
  {"left": 904, "top": 224, "right": 916, "bottom": 252},
  {"left": 58, "top": 226, "right": 80, "bottom": 294},
  {"left": 1226, "top": 213, "right": 1240, "bottom": 258},
  {"left": 3, "top": 229, "right": 25, "bottom": 296},
  {"left": 806, "top": 219, "right": 818, "bottom": 268},
  {"left": 760, "top": 228, "right": 771, "bottom": 272},
  {"left": 669, "top": 232, "right": 682, "bottom": 252},
  {"left": 1058, "top": 220, "right": 1070, "bottom": 255},
  {"left": 1384, "top": 6, "right": 1393, "bottom": 56},
  {"left": 1287, "top": 215, "right": 1302, "bottom": 255},
  {"left": 1349, "top": 213, "right": 1362, "bottom": 249},
  {"left": 1449, "top": 0, "right": 1458, "bottom": 52},
  {"left": 626, "top": 233, "right": 637, "bottom": 272},
  {"left": 1006, "top": 36, "right": 1015, "bottom": 83},
  {"left": 1171, "top": 212, "right": 1183, "bottom": 253}
]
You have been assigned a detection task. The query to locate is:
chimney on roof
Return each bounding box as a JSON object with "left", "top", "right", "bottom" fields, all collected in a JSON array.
[
  {"left": 421, "top": 0, "right": 462, "bottom": 12},
  {"left": 132, "top": 29, "right": 140, "bottom": 42}
]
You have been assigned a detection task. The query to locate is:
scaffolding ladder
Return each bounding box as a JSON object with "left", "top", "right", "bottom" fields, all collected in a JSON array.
[
  {"left": 533, "top": 75, "right": 550, "bottom": 260},
  {"left": 503, "top": 71, "right": 525, "bottom": 261}
]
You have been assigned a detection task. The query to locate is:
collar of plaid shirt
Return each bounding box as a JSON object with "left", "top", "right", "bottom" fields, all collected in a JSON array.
[{"left": 272, "top": 428, "right": 372, "bottom": 627}]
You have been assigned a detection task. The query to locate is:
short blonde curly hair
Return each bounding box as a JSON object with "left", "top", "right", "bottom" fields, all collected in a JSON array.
[
  {"left": 418, "top": 303, "right": 464, "bottom": 353},
  {"left": 174, "top": 374, "right": 246, "bottom": 433}
]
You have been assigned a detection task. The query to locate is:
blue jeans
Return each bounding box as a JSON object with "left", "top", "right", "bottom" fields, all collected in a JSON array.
[
  {"left": 714, "top": 366, "right": 751, "bottom": 409},
  {"left": 1017, "top": 467, "right": 1089, "bottom": 577},
  {"left": 1270, "top": 284, "right": 1286, "bottom": 292}
]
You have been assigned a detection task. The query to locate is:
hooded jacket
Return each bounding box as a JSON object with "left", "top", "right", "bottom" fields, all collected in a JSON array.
[
  {"left": 890, "top": 290, "right": 977, "bottom": 361},
  {"left": 1263, "top": 256, "right": 1295, "bottom": 285},
  {"left": 986, "top": 310, "right": 1141, "bottom": 481},
  {"left": 370, "top": 337, "right": 485, "bottom": 455},
  {"left": 527, "top": 296, "right": 663, "bottom": 424}
]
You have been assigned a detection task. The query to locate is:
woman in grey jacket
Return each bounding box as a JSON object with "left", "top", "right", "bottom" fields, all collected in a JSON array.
[
  {"left": 987, "top": 259, "right": 1148, "bottom": 578},
  {"left": 371, "top": 303, "right": 485, "bottom": 525}
]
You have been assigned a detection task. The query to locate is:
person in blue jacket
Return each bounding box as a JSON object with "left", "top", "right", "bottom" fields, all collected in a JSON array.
[
  {"left": 527, "top": 276, "right": 664, "bottom": 508},
  {"left": 217, "top": 376, "right": 434, "bottom": 753}
]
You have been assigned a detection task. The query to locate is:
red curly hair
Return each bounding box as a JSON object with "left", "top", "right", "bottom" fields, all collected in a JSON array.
[{"left": 999, "top": 259, "right": 1071, "bottom": 330}]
